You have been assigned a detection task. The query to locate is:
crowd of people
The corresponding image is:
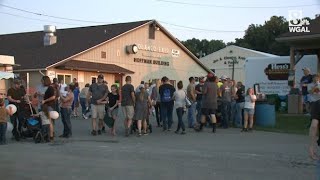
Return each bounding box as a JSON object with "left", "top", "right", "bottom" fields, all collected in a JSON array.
[{"left": 0, "top": 72, "right": 263, "bottom": 144}]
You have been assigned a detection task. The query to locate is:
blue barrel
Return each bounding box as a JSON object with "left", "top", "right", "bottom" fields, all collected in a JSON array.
[{"left": 255, "top": 103, "right": 276, "bottom": 127}]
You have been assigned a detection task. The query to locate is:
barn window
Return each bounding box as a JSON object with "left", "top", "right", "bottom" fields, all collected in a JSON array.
[{"left": 101, "top": 51, "right": 106, "bottom": 59}]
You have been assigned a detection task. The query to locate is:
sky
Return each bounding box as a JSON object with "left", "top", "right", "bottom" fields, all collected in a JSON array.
[{"left": 0, "top": 0, "right": 319, "bottom": 43}]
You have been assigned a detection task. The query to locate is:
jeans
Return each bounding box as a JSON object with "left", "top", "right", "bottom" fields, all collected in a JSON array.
[
  {"left": 187, "top": 102, "right": 196, "bottom": 128},
  {"left": 303, "top": 95, "right": 309, "bottom": 104},
  {"left": 154, "top": 102, "right": 161, "bottom": 126},
  {"left": 0, "top": 122, "right": 7, "bottom": 144},
  {"left": 61, "top": 107, "right": 72, "bottom": 136},
  {"left": 317, "top": 160, "right": 320, "bottom": 180},
  {"left": 221, "top": 101, "right": 231, "bottom": 128},
  {"left": 176, "top": 107, "right": 185, "bottom": 131},
  {"left": 235, "top": 102, "right": 244, "bottom": 128},
  {"left": 80, "top": 98, "right": 87, "bottom": 115},
  {"left": 10, "top": 112, "right": 23, "bottom": 136},
  {"left": 160, "top": 102, "right": 174, "bottom": 130},
  {"left": 230, "top": 101, "right": 237, "bottom": 126},
  {"left": 196, "top": 100, "right": 202, "bottom": 123}
]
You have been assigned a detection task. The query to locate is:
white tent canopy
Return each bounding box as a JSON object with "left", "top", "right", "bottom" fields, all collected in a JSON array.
[{"left": 0, "top": 71, "right": 14, "bottom": 79}]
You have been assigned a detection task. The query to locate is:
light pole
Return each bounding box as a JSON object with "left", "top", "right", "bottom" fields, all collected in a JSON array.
[{"left": 229, "top": 50, "right": 235, "bottom": 80}]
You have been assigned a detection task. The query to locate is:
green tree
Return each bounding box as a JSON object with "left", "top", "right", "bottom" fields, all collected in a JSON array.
[
  {"left": 182, "top": 38, "right": 226, "bottom": 57},
  {"left": 182, "top": 16, "right": 313, "bottom": 56},
  {"left": 234, "top": 16, "right": 290, "bottom": 55}
]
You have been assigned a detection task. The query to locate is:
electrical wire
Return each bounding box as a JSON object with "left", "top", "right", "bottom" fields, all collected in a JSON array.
[
  {"left": 0, "top": 4, "right": 112, "bottom": 24},
  {"left": 159, "top": 20, "right": 244, "bottom": 32},
  {"left": 154, "top": 0, "right": 319, "bottom": 9},
  {"left": 0, "top": 11, "right": 85, "bottom": 26}
]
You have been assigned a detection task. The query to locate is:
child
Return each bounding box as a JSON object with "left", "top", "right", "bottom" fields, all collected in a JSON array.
[
  {"left": 0, "top": 98, "right": 13, "bottom": 145},
  {"left": 242, "top": 88, "right": 257, "bottom": 132},
  {"left": 35, "top": 104, "right": 51, "bottom": 142},
  {"left": 107, "top": 84, "right": 120, "bottom": 136}
]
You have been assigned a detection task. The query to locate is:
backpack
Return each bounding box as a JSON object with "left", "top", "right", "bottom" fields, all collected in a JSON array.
[{"left": 162, "top": 88, "right": 172, "bottom": 102}]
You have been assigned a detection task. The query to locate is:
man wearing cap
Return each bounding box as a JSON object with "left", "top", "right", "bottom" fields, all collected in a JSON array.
[
  {"left": 7, "top": 79, "right": 26, "bottom": 138},
  {"left": 195, "top": 77, "right": 205, "bottom": 123},
  {"left": 220, "top": 75, "right": 232, "bottom": 128},
  {"left": 301, "top": 67, "right": 313, "bottom": 113},
  {"left": 86, "top": 74, "right": 109, "bottom": 136}
]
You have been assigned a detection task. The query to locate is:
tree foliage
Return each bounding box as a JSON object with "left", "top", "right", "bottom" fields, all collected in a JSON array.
[
  {"left": 181, "top": 16, "right": 311, "bottom": 57},
  {"left": 182, "top": 38, "right": 226, "bottom": 58},
  {"left": 234, "top": 16, "right": 290, "bottom": 55}
]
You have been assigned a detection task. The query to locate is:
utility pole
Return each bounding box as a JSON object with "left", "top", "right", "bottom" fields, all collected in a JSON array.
[{"left": 232, "top": 58, "right": 235, "bottom": 81}]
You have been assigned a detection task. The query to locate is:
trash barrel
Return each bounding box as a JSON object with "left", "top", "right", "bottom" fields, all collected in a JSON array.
[
  {"left": 266, "top": 94, "right": 280, "bottom": 111},
  {"left": 278, "top": 95, "right": 288, "bottom": 112},
  {"left": 255, "top": 102, "right": 276, "bottom": 127}
]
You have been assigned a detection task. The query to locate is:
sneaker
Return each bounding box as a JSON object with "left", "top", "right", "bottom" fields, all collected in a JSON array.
[
  {"left": 50, "top": 137, "right": 54, "bottom": 142},
  {"left": 167, "top": 129, "right": 171, "bottom": 132},
  {"left": 137, "top": 133, "right": 142, "bottom": 137},
  {"left": 98, "top": 130, "right": 102, "bottom": 135},
  {"left": 143, "top": 132, "right": 149, "bottom": 136},
  {"left": 194, "top": 125, "right": 202, "bottom": 132},
  {"left": 241, "top": 128, "right": 248, "bottom": 132},
  {"left": 181, "top": 131, "right": 186, "bottom": 135},
  {"left": 174, "top": 130, "right": 179, "bottom": 134},
  {"left": 91, "top": 130, "right": 97, "bottom": 136},
  {"left": 82, "top": 114, "right": 88, "bottom": 119},
  {"left": 248, "top": 128, "right": 253, "bottom": 132}
]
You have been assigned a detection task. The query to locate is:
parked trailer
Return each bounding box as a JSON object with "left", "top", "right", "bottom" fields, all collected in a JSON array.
[{"left": 244, "top": 55, "right": 318, "bottom": 95}]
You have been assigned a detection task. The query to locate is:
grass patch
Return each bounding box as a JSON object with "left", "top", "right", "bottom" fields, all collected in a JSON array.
[{"left": 255, "top": 113, "right": 310, "bottom": 135}]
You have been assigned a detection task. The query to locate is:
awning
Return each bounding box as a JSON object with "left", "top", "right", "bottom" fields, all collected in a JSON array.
[
  {"left": 0, "top": 71, "right": 14, "bottom": 79},
  {"left": 56, "top": 60, "right": 134, "bottom": 74}
]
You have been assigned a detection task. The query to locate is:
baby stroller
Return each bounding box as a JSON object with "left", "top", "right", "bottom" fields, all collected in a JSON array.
[{"left": 20, "top": 103, "right": 46, "bottom": 143}]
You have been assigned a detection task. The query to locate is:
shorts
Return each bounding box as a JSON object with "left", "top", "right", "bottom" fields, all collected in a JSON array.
[
  {"left": 303, "top": 95, "right": 310, "bottom": 104},
  {"left": 244, "top": 108, "right": 255, "bottom": 115},
  {"left": 310, "top": 100, "right": 320, "bottom": 120},
  {"left": 91, "top": 104, "right": 105, "bottom": 120},
  {"left": 201, "top": 108, "right": 216, "bottom": 116},
  {"left": 122, "top": 106, "right": 134, "bottom": 119}
]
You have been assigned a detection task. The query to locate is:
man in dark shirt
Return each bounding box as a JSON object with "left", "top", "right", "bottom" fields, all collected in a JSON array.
[
  {"left": 121, "top": 76, "right": 135, "bottom": 137},
  {"left": 7, "top": 79, "right": 26, "bottom": 139},
  {"left": 159, "top": 76, "right": 175, "bottom": 131},
  {"left": 195, "top": 77, "right": 204, "bottom": 123},
  {"left": 235, "top": 82, "right": 245, "bottom": 128},
  {"left": 300, "top": 67, "right": 313, "bottom": 112}
]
